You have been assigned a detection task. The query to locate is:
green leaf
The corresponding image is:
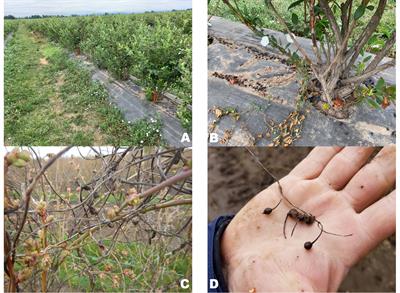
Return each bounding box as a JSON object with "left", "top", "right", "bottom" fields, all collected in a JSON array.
[
  {"left": 386, "top": 86, "right": 396, "bottom": 101},
  {"left": 366, "top": 5, "right": 375, "bottom": 11},
  {"left": 314, "top": 4, "right": 322, "bottom": 15},
  {"left": 375, "top": 96, "right": 383, "bottom": 104},
  {"left": 357, "top": 62, "right": 366, "bottom": 74},
  {"left": 291, "top": 52, "right": 300, "bottom": 62},
  {"left": 291, "top": 13, "right": 299, "bottom": 25},
  {"left": 367, "top": 98, "right": 381, "bottom": 109},
  {"left": 288, "top": 0, "right": 305, "bottom": 10},
  {"left": 354, "top": 5, "right": 366, "bottom": 20},
  {"left": 375, "top": 77, "right": 385, "bottom": 92},
  {"left": 363, "top": 55, "right": 372, "bottom": 63},
  {"left": 386, "top": 85, "right": 396, "bottom": 95}
]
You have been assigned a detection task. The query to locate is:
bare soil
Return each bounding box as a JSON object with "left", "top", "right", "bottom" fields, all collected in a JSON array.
[{"left": 208, "top": 147, "right": 395, "bottom": 292}]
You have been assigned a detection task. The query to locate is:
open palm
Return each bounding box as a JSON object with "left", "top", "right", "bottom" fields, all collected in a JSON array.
[{"left": 220, "top": 146, "right": 395, "bottom": 292}]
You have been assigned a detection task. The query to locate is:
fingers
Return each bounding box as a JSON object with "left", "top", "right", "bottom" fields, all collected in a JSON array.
[
  {"left": 358, "top": 190, "right": 395, "bottom": 249},
  {"left": 343, "top": 146, "right": 395, "bottom": 212},
  {"left": 290, "top": 147, "right": 342, "bottom": 179},
  {"left": 318, "top": 147, "right": 375, "bottom": 190}
]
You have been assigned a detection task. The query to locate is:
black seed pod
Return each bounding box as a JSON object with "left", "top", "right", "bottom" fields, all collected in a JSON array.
[
  {"left": 263, "top": 208, "right": 273, "bottom": 215},
  {"left": 304, "top": 241, "right": 313, "bottom": 250}
]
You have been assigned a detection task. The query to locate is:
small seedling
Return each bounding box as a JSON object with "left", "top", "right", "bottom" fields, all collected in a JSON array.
[{"left": 246, "top": 147, "right": 352, "bottom": 250}]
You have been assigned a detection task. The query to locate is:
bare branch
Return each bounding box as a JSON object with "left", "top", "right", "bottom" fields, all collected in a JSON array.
[
  {"left": 310, "top": 0, "right": 322, "bottom": 64},
  {"left": 6, "top": 147, "right": 192, "bottom": 292},
  {"left": 263, "top": 0, "right": 319, "bottom": 77},
  {"left": 340, "top": 0, "right": 352, "bottom": 37},
  {"left": 341, "top": 60, "right": 395, "bottom": 85},
  {"left": 142, "top": 199, "right": 192, "bottom": 213},
  {"left": 319, "top": 0, "right": 342, "bottom": 43},
  {"left": 345, "top": 0, "right": 387, "bottom": 70},
  {"left": 11, "top": 147, "right": 72, "bottom": 261},
  {"left": 122, "top": 168, "right": 192, "bottom": 210}
]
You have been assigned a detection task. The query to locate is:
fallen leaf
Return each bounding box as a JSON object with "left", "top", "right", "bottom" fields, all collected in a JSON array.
[
  {"left": 332, "top": 97, "right": 344, "bottom": 109},
  {"left": 214, "top": 108, "right": 223, "bottom": 118},
  {"left": 381, "top": 96, "right": 390, "bottom": 109}
]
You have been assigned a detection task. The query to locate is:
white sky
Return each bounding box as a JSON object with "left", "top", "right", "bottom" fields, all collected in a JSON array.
[{"left": 5, "top": 0, "right": 192, "bottom": 17}]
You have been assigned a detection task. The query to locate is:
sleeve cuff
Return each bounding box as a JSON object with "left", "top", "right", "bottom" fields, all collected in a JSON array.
[{"left": 208, "top": 215, "right": 234, "bottom": 292}]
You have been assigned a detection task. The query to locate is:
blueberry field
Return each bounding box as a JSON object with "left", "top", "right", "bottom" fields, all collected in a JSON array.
[{"left": 4, "top": 11, "right": 192, "bottom": 146}]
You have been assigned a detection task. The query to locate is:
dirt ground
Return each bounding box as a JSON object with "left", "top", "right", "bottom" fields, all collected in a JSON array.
[{"left": 208, "top": 147, "right": 395, "bottom": 292}]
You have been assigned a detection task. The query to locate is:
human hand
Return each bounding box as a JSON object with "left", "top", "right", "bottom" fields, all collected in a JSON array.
[{"left": 220, "top": 146, "right": 395, "bottom": 292}]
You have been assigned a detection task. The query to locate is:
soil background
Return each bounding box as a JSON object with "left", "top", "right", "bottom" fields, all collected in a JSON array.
[{"left": 208, "top": 147, "right": 395, "bottom": 292}]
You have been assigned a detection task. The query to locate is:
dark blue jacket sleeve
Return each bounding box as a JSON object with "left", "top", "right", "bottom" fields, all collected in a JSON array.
[{"left": 208, "top": 215, "right": 235, "bottom": 293}]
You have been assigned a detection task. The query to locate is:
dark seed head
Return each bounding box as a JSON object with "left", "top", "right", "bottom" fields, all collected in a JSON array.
[
  {"left": 263, "top": 208, "right": 273, "bottom": 215},
  {"left": 304, "top": 241, "right": 313, "bottom": 250},
  {"left": 305, "top": 215, "right": 315, "bottom": 225},
  {"left": 288, "top": 208, "right": 298, "bottom": 217}
]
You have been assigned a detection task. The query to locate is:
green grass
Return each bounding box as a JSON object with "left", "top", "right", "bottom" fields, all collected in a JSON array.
[
  {"left": 5, "top": 26, "right": 163, "bottom": 146},
  {"left": 58, "top": 240, "right": 191, "bottom": 292},
  {"left": 209, "top": 0, "right": 395, "bottom": 56}
]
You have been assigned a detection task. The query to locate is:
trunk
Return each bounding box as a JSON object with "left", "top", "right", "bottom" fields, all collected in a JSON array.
[
  {"left": 314, "top": 51, "right": 357, "bottom": 104},
  {"left": 310, "top": 68, "right": 355, "bottom": 109},
  {"left": 309, "top": 77, "right": 353, "bottom": 119},
  {"left": 316, "top": 69, "right": 341, "bottom": 105},
  {"left": 335, "top": 85, "right": 354, "bottom": 100},
  {"left": 315, "top": 77, "right": 354, "bottom": 103}
]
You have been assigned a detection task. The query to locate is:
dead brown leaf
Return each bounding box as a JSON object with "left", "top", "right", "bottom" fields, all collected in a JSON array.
[{"left": 214, "top": 108, "right": 223, "bottom": 118}]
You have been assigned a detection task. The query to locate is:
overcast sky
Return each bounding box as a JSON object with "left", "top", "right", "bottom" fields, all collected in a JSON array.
[{"left": 5, "top": 0, "right": 192, "bottom": 17}]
